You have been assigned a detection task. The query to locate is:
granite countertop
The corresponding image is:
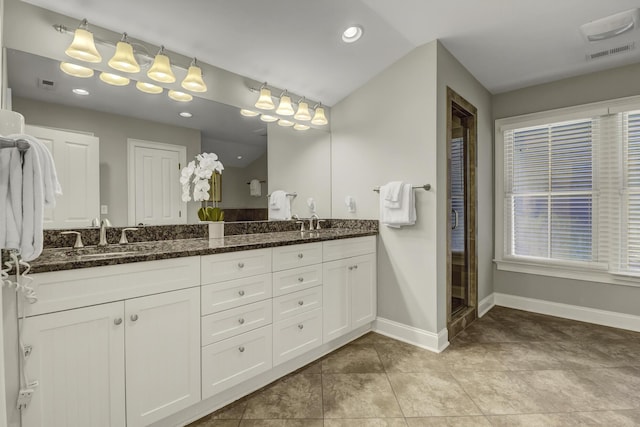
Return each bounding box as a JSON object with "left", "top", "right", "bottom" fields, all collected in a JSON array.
[{"left": 30, "top": 228, "right": 378, "bottom": 273}]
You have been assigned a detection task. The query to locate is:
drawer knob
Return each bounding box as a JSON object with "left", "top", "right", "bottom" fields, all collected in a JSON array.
[
  {"left": 298, "top": 253, "right": 304, "bottom": 259},
  {"left": 130, "top": 314, "right": 139, "bottom": 322},
  {"left": 114, "top": 318, "right": 123, "bottom": 326},
  {"left": 238, "top": 346, "right": 245, "bottom": 353},
  {"left": 298, "top": 300, "right": 304, "bottom": 306},
  {"left": 298, "top": 277, "right": 304, "bottom": 283},
  {"left": 353, "top": 265, "right": 358, "bottom": 270},
  {"left": 238, "top": 262, "right": 245, "bottom": 268},
  {"left": 238, "top": 318, "right": 245, "bottom": 324},
  {"left": 298, "top": 324, "right": 304, "bottom": 330},
  {"left": 238, "top": 290, "right": 245, "bottom": 296},
  {"left": 348, "top": 266, "right": 353, "bottom": 271}
]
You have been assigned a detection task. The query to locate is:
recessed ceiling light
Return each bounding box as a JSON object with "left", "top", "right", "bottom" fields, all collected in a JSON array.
[
  {"left": 72, "top": 88, "right": 90, "bottom": 96},
  {"left": 179, "top": 111, "right": 193, "bottom": 118},
  {"left": 342, "top": 25, "right": 363, "bottom": 43},
  {"left": 240, "top": 109, "right": 260, "bottom": 117},
  {"left": 237, "top": 155, "right": 243, "bottom": 159}
]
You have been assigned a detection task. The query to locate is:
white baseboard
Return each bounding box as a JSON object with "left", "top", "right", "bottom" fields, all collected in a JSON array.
[
  {"left": 374, "top": 317, "right": 449, "bottom": 353},
  {"left": 494, "top": 292, "right": 640, "bottom": 332},
  {"left": 478, "top": 293, "right": 495, "bottom": 317}
]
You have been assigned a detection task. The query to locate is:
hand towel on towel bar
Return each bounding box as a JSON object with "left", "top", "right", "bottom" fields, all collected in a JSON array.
[
  {"left": 380, "top": 182, "right": 416, "bottom": 228},
  {"left": 269, "top": 190, "right": 291, "bottom": 220},
  {"left": 383, "top": 181, "right": 404, "bottom": 208},
  {"left": 249, "top": 179, "right": 262, "bottom": 197}
]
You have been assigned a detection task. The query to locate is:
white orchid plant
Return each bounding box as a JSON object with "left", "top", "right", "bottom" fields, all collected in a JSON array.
[{"left": 180, "top": 152, "right": 224, "bottom": 202}]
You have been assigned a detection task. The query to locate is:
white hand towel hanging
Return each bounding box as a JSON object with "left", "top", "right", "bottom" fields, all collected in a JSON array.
[
  {"left": 380, "top": 182, "right": 416, "bottom": 228},
  {"left": 249, "top": 179, "right": 262, "bottom": 197},
  {"left": 269, "top": 190, "right": 291, "bottom": 220},
  {"left": 383, "top": 181, "right": 404, "bottom": 209}
]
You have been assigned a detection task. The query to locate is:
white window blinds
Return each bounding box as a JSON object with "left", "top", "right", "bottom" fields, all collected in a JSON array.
[
  {"left": 503, "top": 118, "right": 596, "bottom": 263},
  {"left": 621, "top": 111, "right": 640, "bottom": 272}
]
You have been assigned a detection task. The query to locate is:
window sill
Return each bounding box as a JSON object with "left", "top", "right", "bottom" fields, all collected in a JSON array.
[{"left": 494, "top": 258, "right": 640, "bottom": 288}]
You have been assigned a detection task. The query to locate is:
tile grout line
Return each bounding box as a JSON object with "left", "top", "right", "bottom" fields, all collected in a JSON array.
[{"left": 372, "top": 340, "right": 409, "bottom": 424}]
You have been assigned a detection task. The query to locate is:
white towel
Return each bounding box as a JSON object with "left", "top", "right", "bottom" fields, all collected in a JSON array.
[
  {"left": 269, "top": 190, "right": 291, "bottom": 220},
  {"left": 383, "top": 181, "right": 404, "bottom": 209},
  {"left": 249, "top": 179, "right": 262, "bottom": 197},
  {"left": 380, "top": 183, "right": 416, "bottom": 228}
]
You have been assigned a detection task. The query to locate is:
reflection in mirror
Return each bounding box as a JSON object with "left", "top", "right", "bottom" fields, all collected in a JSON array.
[{"left": 7, "top": 48, "right": 270, "bottom": 227}]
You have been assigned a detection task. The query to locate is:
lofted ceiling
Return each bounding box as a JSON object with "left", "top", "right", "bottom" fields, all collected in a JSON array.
[{"left": 17, "top": 0, "right": 640, "bottom": 106}]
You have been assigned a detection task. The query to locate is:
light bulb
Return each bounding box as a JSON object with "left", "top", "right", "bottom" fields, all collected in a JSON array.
[
  {"left": 294, "top": 99, "right": 312, "bottom": 121},
  {"left": 275, "top": 92, "right": 295, "bottom": 116},
  {"left": 240, "top": 109, "right": 260, "bottom": 117},
  {"left": 99, "top": 72, "right": 130, "bottom": 86},
  {"left": 294, "top": 123, "right": 310, "bottom": 131},
  {"left": 168, "top": 90, "right": 193, "bottom": 102},
  {"left": 147, "top": 46, "right": 175, "bottom": 83},
  {"left": 108, "top": 33, "right": 140, "bottom": 73},
  {"left": 311, "top": 105, "right": 328, "bottom": 125},
  {"left": 255, "top": 86, "right": 275, "bottom": 110},
  {"left": 260, "top": 114, "right": 278, "bottom": 122},
  {"left": 136, "top": 81, "right": 163, "bottom": 94},
  {"left": 65, "top": 19, "right": 102, "bottom": 63},
  {"left": 181, "top": 58, "right": 207, "bottom": 92},
  {"left": 278, "top": 119, "right": 295, "bottom": 127}
]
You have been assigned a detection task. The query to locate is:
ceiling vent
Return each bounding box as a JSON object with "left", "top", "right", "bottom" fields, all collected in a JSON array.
[
  {"left": 586, "top": 42, "right": 636, "bottom": 61},
  {"left": 37, "top": 78, "right": 56, "bottom": 90}
]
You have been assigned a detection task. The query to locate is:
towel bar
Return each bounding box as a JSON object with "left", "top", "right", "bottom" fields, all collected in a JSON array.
[
  {"left": 267, "top": 192, "right": 297, "bottom": 198},
  {"left": 373, "top": 184, "right": 431, "bottom": 192}
]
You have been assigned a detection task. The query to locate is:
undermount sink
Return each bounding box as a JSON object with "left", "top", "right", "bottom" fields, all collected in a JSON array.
[
  {"left": 64, "top": 245, "right": 149, "bottom": 259},
  {"left": 70, "top": 251, "right": 139, "bottom": 259}
]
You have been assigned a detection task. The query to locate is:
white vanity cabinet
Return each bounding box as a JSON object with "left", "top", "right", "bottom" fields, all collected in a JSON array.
[{"left": 322, "top": 236, "right": 377, "bottom": 343}]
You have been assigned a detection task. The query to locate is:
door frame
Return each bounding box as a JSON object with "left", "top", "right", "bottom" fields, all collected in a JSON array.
[
  {"left": 446, "top": 87, "right": 478, "bottom": 338},
  {"left": 127, "top": 139, "right": 187, "bottom": 225}
]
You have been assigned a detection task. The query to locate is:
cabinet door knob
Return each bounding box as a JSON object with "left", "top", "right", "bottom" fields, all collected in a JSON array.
[
  {"left": 238, "top": 346, "right": 245, "bottom": 353},
  {"left": 238, "top": 318, "right": 245, "bottom": 324},
  {"left": 130, "top": 314, "right": 139, "bottom": 322},
  {"left": 348, "top": 266, "right": 353, "bottom": 271},
  {"left": 298, "top": 277, "right": 304, "bottom": 282},
  {"left": 298, "top": 324, "right": 304, "bottom": 330},
  {"left": 238, "top": 290, "right": 245, "bottom": 296},
  {"left": 114, "top": 318, "right": 123, "bottom": 326},
  {"left": 298, "top": 253, "right": 304, "bottom": 259},
  {"left": 353, "top": 265, "right": 358, "bottom": 270},
  {"left": 298, "top": 300, "right": 304, "bottom": 306},
  {"left": 238, "top": 262, "right": 245, "bottom": 268}
]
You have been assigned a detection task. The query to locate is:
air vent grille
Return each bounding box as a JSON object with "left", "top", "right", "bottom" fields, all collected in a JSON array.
[
  {"left": 587, "top": 42, "right": 635, "bottom": 60},
  {"left": 37, "top": 78, "right": 56, "bottom": 90}
]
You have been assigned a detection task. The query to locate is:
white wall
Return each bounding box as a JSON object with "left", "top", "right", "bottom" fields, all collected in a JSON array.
[
  {"left": 268, "top": 124, "right": 331, "bottom": 219},
  {"left": 219, "top": 153, "right": 268, "bottom": 210},
  {"left": 493, "top": 61, "right": 640, "bottom": 316}
]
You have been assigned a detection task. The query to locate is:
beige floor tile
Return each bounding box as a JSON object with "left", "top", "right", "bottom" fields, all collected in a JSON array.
[
  {"left": 323, "top": 373, "right": 403, "bottom": 419},
  {"left": 405, "top": 416, "right": 491, "bottom": 426},
  {"left": 387, "top": 372, "right": 481, "bottom": 417},
  {"left": 585, "top": 339, "right": 640, "bottom": 367},
  {"left": 545, "top": 340, "right": 614, "bottom": 369},
  {"left": 487, "top": 410, "right": 640, "bottom": 426},
  {"left": 443, "top": 342, "right": 509, "bottom": 372},
  {"left": 569, "top": 367, "right": 640, "bottom": 409},
  {"left": 491, "top": 342, "right": 565, "bottom": 371},
  {"left": 295, "top": 360, "right": 322, "bottom": 374},
  {"left": 239, "top": 420, "right": 323, "bottom": 427},
  {"left": 243, "top": 373, "right": 322, "bottom": 419},
  {"left": 324, "top": 419, "right": 408, "bottom": 427},
  {"left": 321, "top": 344, "right": 384, "bottom": 373},
  {"left": 187, "top": 419, "right": 240, "bottom": 427},
  {"left": 352, "top": 332, "right": 401, "bottom": 345},
  {"left": 552, "top": 320, "right": 639, "bottom": 342},
  {"left": 375, "top": 342, "right": 449, "bottom": 373}
]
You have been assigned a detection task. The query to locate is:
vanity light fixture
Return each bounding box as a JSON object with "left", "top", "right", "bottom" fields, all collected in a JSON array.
[
  {"left": 181, "top": 58, "right": 207, "bottom": 93},
  {"left": 294, "top": 123, "right": 310, "bottom": 131},
  {"left": 179, "top": 111, "right": 193, "bottom": 118},
  {"left": 294, "top": 98, "right": 312, "bottom": 121},
  {"left": 147, "top": 46, "right": 176, "bottom": 83},
  {"left": 275, "top": 91, "right": 295, "bottom": 116},
  {"left": 99, "top": 72, "right": 130, "bottom": 86},
  {"left": 72, "top": 88, "right": 90, "bottom": 96},
  {"left": 59, "top": 62, "right": 94, "bottom": 78},
  {"left": 342, "top": 25, "right": 364, "bottom": 43},
  {"left": 168, "top": 90, "right": 193, "bottom": 102},
  {"left": 136, "top": 81, "right": 163, "bottom": 94},
  {"left": 240, "top": 109, "right": 260, "bottom": 117},
  {"left": 108, "top": 33, "right": 140, "bottom": 73},
  {"left": 277, "top": 119, "right": 295, "bottom": 127},
  {"left": 311, "top": 104, "right": 328, "bottom": 125},
  {"left": 65, "top": 19, "right": 102, "bottom": 63},
  {"left": 255, "top": 83, "right": 275, "bottom": 110},
  {"left": 260, "top": 114, "right": 278, "bottom": 123}
]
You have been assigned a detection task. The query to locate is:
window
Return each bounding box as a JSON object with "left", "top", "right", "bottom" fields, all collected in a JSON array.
[{"left": 495, "top": 98, "right": 640, "bottom": 285}]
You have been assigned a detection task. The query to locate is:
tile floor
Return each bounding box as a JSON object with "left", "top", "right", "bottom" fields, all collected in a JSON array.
[{"left": 188, "top": 306, "right": 640, "bottom": 426}]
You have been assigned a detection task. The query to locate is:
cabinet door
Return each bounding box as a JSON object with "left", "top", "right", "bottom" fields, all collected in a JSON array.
[
  {"left": 322, "top": 259, "right": 351, "bottom": 343},
  {"left": 21, "top": 302, "right": 125, "bottom": 427},
  {"left": 125, "top": 287, "right": 200, "bottom": 427},
  {"left": 350, "top": 253, "right": 377, "bottom": 329}
]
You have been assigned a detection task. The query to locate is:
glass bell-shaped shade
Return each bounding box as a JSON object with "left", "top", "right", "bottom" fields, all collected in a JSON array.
[
  {"left": 276, "top": 93, "right": 295, "bottom": 116},
  {"left": 60, "top": 62, "right": 94, "bottom": 78},
  {"left": 181, "top": 60, "right": 207, "bottom": 93},
  {"left": 260, "top": 114, "right": 278, "bottom": 122},
  {"left": 99, "top": 72, "right": 130, "bottom": 86},
  {"left": 168, "top": 90, "right": 193, "bottom": 102},
  {"left": 277, "top": 119, "right": 295, "bottom": 127},
  {"left": 147, "top": 47, "right": 176, "bottom": 83},
  {"left": 136, "top": 81, "right": 163, "bottom": 94},
  {"left": 108, "top": 35, "right": 140, "bottom": 73},
  {"left": 311, "top": 105, "right": 328, "bottom": 125},
  {"left": 294, "top": 123, "right": 310, "bottom": 131},
  {"left": 294, "top": 99, "right": 312, "bottom": 121},
  {"left": 255, "top": 87, "right": 275, "bottom": 110},
  {"left": 65, "top": 22, "right": 102, "bottom": 63},
  {"left": 240, "top": 109, "right": 260, "bottom": 117}
]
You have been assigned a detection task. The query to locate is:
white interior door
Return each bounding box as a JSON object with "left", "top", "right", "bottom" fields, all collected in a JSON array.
[
  {"left": 127, "top": 139, "right": 186, "bottom": 225},
  {"left": 25, "top": 125, "right": 100, "bottom": 228}
]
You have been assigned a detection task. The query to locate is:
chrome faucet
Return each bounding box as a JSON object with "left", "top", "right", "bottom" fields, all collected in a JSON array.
[
  {"left": 98, "top": 219, "right": 112, "bottom": 247},
  {"left": 309, "top": 214, "right": 319, "bottom": 231}
]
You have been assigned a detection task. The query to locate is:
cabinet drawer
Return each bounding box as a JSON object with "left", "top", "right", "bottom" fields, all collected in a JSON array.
[
  {"left": 201, "top": 249, "right": 272, "bottom": 284},
  {"left": 201, "top": 273, "right": 272, "bottom": 315},
  {"left": 272, "top": 242, "right": 322, "bottom": 271},
  {"left": 202, "top": 325, "right": 272, "bottom": 399},
  {"left": 273, "top": 286, "right": 322, "bottom": 322},
  {"left": 323, "top": 236, "right": 376, "bottom": 262},
  {"left": 202, "top": 300, "right": 272, "bottom": 346},
  {"left": 25, "top": 257, "right": 200, "bottom": 317},
  {"left": 272, "top": 264, "right": 322, "bottom": 297},
  {"left": 273, "top": 308, "right": 322, "bottom": 366}
]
